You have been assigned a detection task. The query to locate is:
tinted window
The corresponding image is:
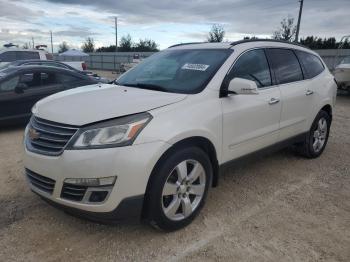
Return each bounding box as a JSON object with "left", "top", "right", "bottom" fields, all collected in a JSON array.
[
  {"left": 0, "top": 76, "right": 19, "bottom": 92},
  {"left": 0, "top": 51, "right": 17, "bottom": 62},
  {"left": 17, "top": 51, "right": 40, "bottom": 60},
  {"left": 266, "top": 49, "right": 303, "bottom": 84},
  {"left": 16, "top": 71, "right": 60, "bottom": 89},
  {"left": 228, "top": 49, "right": 271, "bottom": 88},
  {"left": 296, "top": 51, "right": 324, "bottom": 79}
]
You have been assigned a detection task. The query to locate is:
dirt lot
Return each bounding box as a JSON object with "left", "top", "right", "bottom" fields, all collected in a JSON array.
[{"left": 0, "top": 96, "right": 349, "bottom": 262}]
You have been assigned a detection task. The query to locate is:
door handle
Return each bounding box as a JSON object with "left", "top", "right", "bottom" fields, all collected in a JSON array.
[
  {"left": 268, "top": 98, "right": 280, "bottom": 105},
  {"left": 306, "top": 90, "right": 314, "bottom": 96}
]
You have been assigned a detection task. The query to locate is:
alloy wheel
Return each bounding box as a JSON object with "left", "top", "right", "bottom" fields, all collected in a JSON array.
[
  {"left": 313, "top": 117, "right": 328, "bottom": 153},
  {"left": 161, "top": 159, "right": 206, "bottom": 221}
]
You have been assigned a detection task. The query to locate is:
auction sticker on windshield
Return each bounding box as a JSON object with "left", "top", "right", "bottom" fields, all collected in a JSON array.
[{"left": 181, "top": 63, "right": 210, "bottom": 71}]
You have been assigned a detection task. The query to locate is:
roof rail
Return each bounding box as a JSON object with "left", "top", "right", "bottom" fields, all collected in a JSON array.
[
  {"left": 168, "top": 42, "right": 207, "bottom": 48},
  {"left": 230, "top": 39, "right": 310, "bottom": 49}
]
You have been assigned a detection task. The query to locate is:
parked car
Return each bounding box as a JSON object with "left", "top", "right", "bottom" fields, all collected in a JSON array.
[
  {"left": 0, "top": 48, "right": 88, "bottom": 72},
  {"left": 334, "top": 56, "right": 350, "bottom": 91},
  {"left": 0, "top": 48, "right": 49, "bottom": 63},
  {"left": 0, "top": 65, "right": 97, "bottom": 125},
  {"left": 0, "top": 60, "right": 109, "bottom": 83},
  {"left": 23, "top": 40, "right": 337, "bottom": 231}
]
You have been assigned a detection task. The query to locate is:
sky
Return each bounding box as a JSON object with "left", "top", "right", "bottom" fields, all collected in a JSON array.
[{"left": 0, "top": 0, "right": 349, "bottom": 52}]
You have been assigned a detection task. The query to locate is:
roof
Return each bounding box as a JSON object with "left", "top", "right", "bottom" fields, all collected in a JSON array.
[
  {"left": 0, "top": 48, "right": 46, "bottom": 54},
  {"left": 0, "top": 65, "right": 83, "bottom": 78},
  {"left": 168, "top": 39, "right": 311, "bottom": 52}
]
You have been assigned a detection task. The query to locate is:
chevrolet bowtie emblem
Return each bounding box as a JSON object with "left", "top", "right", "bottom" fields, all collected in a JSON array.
[{"left": 28, "top": 128, "right": 40, "bottom": 140}]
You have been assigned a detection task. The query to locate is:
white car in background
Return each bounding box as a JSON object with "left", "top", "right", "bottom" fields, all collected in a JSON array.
[
  {"left": 23, "top": 40, "right": 337, "bottom": 231},
  {"left": 0, "top": 48, "right": 87, "bottom": 71}
]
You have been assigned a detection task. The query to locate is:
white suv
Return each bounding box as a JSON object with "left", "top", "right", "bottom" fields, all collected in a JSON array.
[{"left": 23, "top": 40, "right": 337, "bottom": 231}]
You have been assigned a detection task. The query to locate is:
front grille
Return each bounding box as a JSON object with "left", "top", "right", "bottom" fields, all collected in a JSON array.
[
  {"left": 26, "top": 116, "right": 79, "bottom": 156},
  {"left": 61, "top": 183, "right": 87, "bottom": 202},
  {"left": 26, "top": 169, "right": 56, "bottom": 194}
]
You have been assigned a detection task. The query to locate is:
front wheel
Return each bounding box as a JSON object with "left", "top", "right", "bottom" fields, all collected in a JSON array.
[
  {"left": 145, "top": 147, "right": 212, "bottom": 231},
  {"left": 296, "top": 110, "right": 331, "bottom": 158}
]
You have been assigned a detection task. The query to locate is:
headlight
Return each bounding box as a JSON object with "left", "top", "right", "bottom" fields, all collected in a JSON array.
[{"left": 70, "top": 112, "right": 152, "bottom": 149}]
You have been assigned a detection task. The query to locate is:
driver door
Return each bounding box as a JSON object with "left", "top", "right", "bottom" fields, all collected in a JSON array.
[{"left": 221, "top": 48, "right": 282, "bottom": 162}]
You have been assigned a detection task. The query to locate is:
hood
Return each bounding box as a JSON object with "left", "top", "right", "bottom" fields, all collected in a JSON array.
[{"left": 33, "top": 84, "right": 187, "bottom": 126}]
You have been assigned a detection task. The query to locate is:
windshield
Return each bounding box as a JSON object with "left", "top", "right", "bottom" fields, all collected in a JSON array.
[
  {"left": 116, "top": 49, "right": 233, "bottom": 94},
  {"left": 340, "top": 56, "right": 350, "bottom": 65}
]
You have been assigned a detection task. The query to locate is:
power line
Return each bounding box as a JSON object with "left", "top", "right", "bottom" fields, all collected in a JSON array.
[
  {"left": 115, "top": 16, "right": 118, "bottom": 52},
  {"left": 295, "top": 0, "right": 304, "bottom": 42}
]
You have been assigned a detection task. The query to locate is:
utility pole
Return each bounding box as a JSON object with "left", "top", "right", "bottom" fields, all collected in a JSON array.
[
  {"left": 295, "top": 0, "right": 304, "bottom": 42},
  {"left": 50, "top": 31, "right": 53, "bottom": 54},
  {"left": 32, "top": 37, "right": 35, "bottom": 49},
  {"left": 115, "top": 16, "right": 118, "bottom": 52}
]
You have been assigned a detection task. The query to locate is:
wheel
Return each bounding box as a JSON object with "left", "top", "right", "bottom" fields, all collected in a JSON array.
[
  {"left": 296, "top": 110, "right": 331, "bottom": 158},
  {"left": 145, "top": 147, "right": 212, "bottom": 231}
]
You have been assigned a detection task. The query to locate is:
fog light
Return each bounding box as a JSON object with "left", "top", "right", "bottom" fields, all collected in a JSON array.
[
  {"left": 64, "top": 176, "right": 117, "bottom": 187},
  {"left": 89, "top": 191, "right": 109, "bottom": 202}
]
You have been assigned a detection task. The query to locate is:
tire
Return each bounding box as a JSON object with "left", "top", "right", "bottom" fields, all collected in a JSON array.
[
  {"left": 145, "top": 147, "right": 212, "bottom": 231},
  {"left": 296, "top": 110, "right": 331, "bottom": 158}
]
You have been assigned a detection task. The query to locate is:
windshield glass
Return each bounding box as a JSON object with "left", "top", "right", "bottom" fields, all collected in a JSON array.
[
  {"left": 116, "top": 49, "right": 232, "bottom": 94},
  {"left": 340, "top": 56, "right": 350, "bottom": 64}
]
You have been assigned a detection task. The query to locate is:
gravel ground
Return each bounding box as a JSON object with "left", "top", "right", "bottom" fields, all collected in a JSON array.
[{"left": 0, "top": 95, "right": 349, "bottom": 262}]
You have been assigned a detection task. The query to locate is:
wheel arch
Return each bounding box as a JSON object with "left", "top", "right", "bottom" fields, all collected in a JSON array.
[
  {"left": 141, "top": 136, "right": 220, "bottom": 220},
  {"left": 320, "top": 104, "right": 332, "bottom": 120}
]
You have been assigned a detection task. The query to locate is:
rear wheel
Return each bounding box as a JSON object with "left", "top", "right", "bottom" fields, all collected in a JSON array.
[
  {"left": 296, "top": 110, "right": 331, "bottom": 158},
  {"left": 145, "top": 147, "right": 212, "bottom": 231}
]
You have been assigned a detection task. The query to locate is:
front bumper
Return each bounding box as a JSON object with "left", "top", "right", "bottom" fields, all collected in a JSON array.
[{"left": 23, "top": 140, "right": 171, "bottom": 218}]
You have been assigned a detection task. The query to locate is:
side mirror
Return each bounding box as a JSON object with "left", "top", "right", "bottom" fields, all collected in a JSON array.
[{"left": 227, "top": 78, "right": 259, "bottom": 95}]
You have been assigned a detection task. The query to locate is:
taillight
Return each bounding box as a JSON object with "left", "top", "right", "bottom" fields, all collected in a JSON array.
[{"left": 82, "top": 62, "right": 87, "bottom": 70}]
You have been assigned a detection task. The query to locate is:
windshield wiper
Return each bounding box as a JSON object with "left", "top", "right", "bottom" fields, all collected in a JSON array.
[{"left": 116, "top": 82, "right": 169, "bottom": 92}]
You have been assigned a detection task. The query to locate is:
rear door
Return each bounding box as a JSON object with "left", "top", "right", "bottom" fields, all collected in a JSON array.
[
  {"left": 265, "top": 48, "right": 307, "bottom": 140},
  {"left": 221, "top": 48, "right": 282, "bottom": 162},
  {"left": 21, "top": 69, "right": 65, "bottom": 113}
]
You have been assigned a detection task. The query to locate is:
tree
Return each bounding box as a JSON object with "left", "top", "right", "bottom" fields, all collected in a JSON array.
[
  {"left": 134, "top": 39, "right": 159, "bottom": 52},
  {"left": 299, "top": 36, "right": 350, "bottom": 49},
  {"left": 273, "top": 17, "right": 297, "bottom": 41},
  {"left": 96, "top": 45, "right": 116, "bottom": 52},
  {"left": 58, "top": 41, "right": 69, "bottom": 53},
  {"left": 207, "top": 24, "right": 225, "bottom": 42},
  {"left": 81, "top": 37, "right": 95, "bottom": 53},
  {"left": 119, "top": 34, "right": 133, "bottom": 52}
]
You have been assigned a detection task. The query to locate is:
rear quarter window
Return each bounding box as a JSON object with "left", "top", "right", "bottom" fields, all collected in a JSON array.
[
  {"left": 17, "top": 51, "right": 40, "bottom": 60},
  {"left": 296, "top": 51, "right": 325, "bottom": 79}
]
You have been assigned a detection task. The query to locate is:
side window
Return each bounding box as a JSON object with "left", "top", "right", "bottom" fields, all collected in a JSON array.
[
  {"left": 0, "top": 51, "right": 17, "bottom": 62},
  {"left": 228, "top": 49, "right": 272, "bottom": 88},
  {"left": 18, "top": 73, "right": 37, "bottom": 88},
  {"left": 0, "top": 76, "right": 19, "bottom": 92},
  {"left": 266, "top": 49, "right": 303, "bottom": 85},
  {"left": 295, "top": 51, "right": 324, "bottom": 79},
  {"left": 40, "top": 72, "right": 60, "bottom": 86},
  {"left": 17, "top": 51, "right": 40, "bottom": 60}
]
